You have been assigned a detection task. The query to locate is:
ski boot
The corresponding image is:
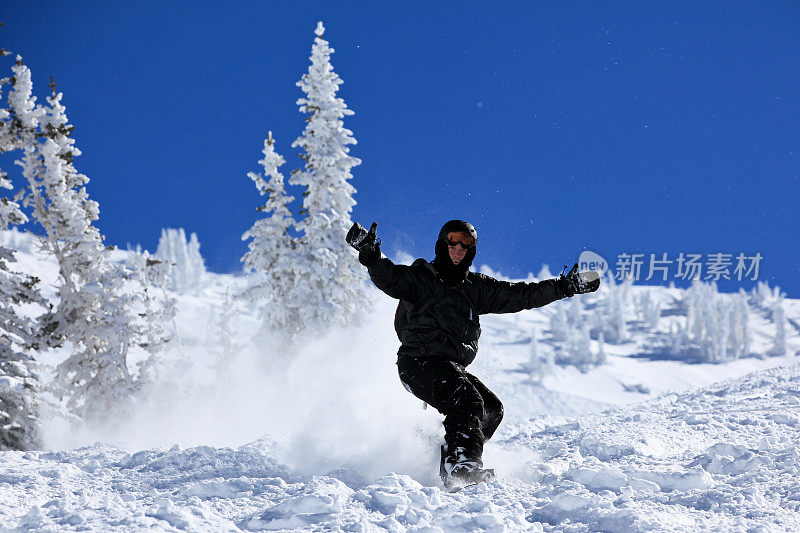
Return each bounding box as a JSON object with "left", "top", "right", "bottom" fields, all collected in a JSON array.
[{"left": 440, "top": 444, "right": 495, "bottom": 492}]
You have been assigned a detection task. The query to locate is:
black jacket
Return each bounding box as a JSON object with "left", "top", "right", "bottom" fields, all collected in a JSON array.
[{"left": 368, "top": 257, "right": 567, "bottom": 366}]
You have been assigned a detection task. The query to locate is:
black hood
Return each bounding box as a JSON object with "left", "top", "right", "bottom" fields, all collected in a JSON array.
[{"left": 433, "top": 220, "right": 478, "bottom": 285}]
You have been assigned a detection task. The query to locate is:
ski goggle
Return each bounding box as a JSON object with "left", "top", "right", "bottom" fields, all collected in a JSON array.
[{"left": 445, "top": 232, "right": 475, "bottom": 249}]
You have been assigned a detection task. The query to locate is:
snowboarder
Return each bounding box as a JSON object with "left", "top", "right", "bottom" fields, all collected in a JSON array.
[{"left": 346, "top": 219, "right": 599, "bottom": 489}]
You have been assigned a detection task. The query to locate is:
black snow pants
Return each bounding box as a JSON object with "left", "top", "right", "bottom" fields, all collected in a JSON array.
[{"left": 397, "top": 355, "right": 503, "bottom": 465}]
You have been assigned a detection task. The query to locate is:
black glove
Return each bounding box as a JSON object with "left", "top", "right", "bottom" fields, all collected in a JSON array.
[
  {"left": 346, "top": 221, "right": 381, "bottom": 266},
  {"left": 559, "top": 263, "right": 601, "bottom": 297}
]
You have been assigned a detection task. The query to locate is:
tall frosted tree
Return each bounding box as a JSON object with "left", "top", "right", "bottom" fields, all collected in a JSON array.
[
  {"left": 13, "top": 69, "right": 140, "bottom": 419},
  {"left": 0, "top": 57, "right": 48, "bottom": 449},
  {"left": 241, "top": 132, "right": 300, "bottom": 334},
  {"left": 289, "top": 22, "right": 368, "bottom": 328}
]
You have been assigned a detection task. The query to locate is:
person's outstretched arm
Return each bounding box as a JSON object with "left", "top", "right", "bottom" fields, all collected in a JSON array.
[
  {"left": 476, "top": 263, "right": 599, "bottom": 315},
  {"left": 347, "top": 221, "right": 425, "bottom": 303},
  {"left": 476, "top": 275, "right": 568, "bottom": 315},
  {"left": 365, "top": 256, "right": 425, "bottom": 303}
]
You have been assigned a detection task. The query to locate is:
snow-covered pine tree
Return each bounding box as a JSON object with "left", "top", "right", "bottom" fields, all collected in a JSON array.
[
  {"left": 770, "top": 291, "right": 787, "bottom": 356},
  {"left": 0, "top": 56, "right": 50, "bottom": 450},
  {"left": 129, "top": 250, "right": 176, "bottom": 387},
  {"left": 596, "top": 332, "right": 607, "bottom": 364},
  {"left": 0, "top": 243, "right": 44, "bottom": 451},
  {"left": 602, "top": 274, "right": 630, "bottom": 343},
  {"left": 731, "top": 290, "right": 750, "bottom": 359},
  {"left": 210, "top": 288, "right": 244, "bottom": 380},
  {"left": 525, "top": 328, "right": 553, "bottom": 384},
  {"left": 549, "top": 300, "right": 570, "bottom": 343},
  {"left": 241, "top": 132, "right": 300, "bottom": 335},
  {"left": 289, "top": 22, "right": 367, "bottom": 330},
  {"left": 13, "top": 73, "right": 140, "bottom": 419},
  {"left": 557, "top": 298, "right": 599, "bottom": 369},
  {"left": 750, "top": 281, "right": 781, "bottom": 310},
  {"left": 638, "top": 290, "right": 661, "bottom": 330},
  {"left": 681, "top": 281, "right": 752, "bottom": 363},
  {"left": 2, "top": 57, "right": 42, "bottom": 219},
  {"left": 155, "top": 228, "right": 206, "bottom": 291},
  {"left": 536, "top": 264, "right": 553, "bottom": 281}
]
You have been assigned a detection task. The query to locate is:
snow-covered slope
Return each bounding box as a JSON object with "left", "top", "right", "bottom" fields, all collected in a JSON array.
[
  {"left": 2, "top": 228, "right": 800, "bottom": 531},
  {"left": 2, "top": 364, "right": 799, "bottom": 531}
]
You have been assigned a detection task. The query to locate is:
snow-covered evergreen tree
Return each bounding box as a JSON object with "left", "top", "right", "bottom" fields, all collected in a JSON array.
[
  {"left": 13, "top": 73, "right": 140, "bottom": 419},
  {"left": 548, "top": 297, "right": 604, "bottom": 370},
  {"left": 731, "top": 290, "right": 750, "bottom": 359},
  {"left": 2, "top": 58, "right": 40, "bottom": 225},
  {"left": 0, "top": 57, "right": 49, "bottom": 449},
  {"left": 0, "top": 253, "right": 43, "bottom": 450},
  {"left": 770, "top": 292, "right": 787, "bottom": 356},
  {"left": 1, "top": 59, "right": 32, "bottom": 227},
  {"left": 750, "top": 281, "right": 782, "bottom": 310},
  {"left": 241, "top": 132, "right": 300, "bottom": 335},
  {"left": 0, "top": 147, "right": 45, "bottom": 449},
  {"left": 596, "top": 332, "right": 607, "bottom": 363},
  {"left": 536, "top": 264, "right": 553, "bottom": 282},
  {"left": 524, "top": 328, "right": 553, "bottom": 383},
  {"left": 549, "top": 300, "right": 570, "bottom": 343},
  {"left": 669, "top": 321, "right": 686, "bottom": 355},
  {"left": 681, "top": 281, "right": 752, "bottom": 363},
  {"left": 638, "top": 291, "right": 661, "bottom": 330},
  {"left": 155, "top": 228, "right": 206, "bottom": 291},
  {"left": 600, "top": 274, "right": 630, "bottom": 343},
  {"left": 289, "top": 22, "right": 367, "bottom": 330},
  {"left": 555, "top": 298, "right": 600, "bottom": 369},
  {"left": 129, "top": 250, "right": 176, "bottom": 387},
  {"left": 209, "top": 288, "right": 243, "bottom": 380}
]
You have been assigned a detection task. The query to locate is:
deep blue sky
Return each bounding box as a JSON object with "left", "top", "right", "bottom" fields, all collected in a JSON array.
[{"left": 3, "top": 2, "right": 799, "bottom": 295}]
